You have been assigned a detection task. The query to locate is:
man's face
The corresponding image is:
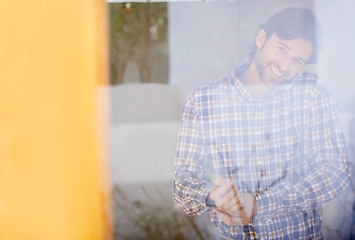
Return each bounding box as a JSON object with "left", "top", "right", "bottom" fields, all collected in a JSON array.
[{"left": 254, "top": 29, "right": 314, "bottom": 87}]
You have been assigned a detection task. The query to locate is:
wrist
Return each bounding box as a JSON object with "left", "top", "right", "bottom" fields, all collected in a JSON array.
[{"left": 205, "top": 192, "right": 217, "bottom": 208}]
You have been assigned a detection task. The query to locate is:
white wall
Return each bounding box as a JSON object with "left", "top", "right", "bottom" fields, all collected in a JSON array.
[{"left": 315, "top": 0, "right": 355, "bottom": 114}]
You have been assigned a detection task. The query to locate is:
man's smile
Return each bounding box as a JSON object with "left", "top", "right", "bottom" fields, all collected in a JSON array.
[{"left": 270, "top": 65, "right": 283, "bottom": 76}]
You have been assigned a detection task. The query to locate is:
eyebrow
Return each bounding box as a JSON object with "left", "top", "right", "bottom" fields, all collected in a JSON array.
[{"left": 278, "top": 42, "right": 307, "bottom": 64}]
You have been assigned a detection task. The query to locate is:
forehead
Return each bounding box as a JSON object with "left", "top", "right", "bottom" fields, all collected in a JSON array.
[{"left": 267, "top": 33, "right": 314, "bottom": 61}]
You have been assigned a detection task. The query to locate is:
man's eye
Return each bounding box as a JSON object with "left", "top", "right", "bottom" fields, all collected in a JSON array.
[
  {"left": 294, "top": 59, "right": 304, "bottom": 66},
  {"left": 278, "top": 46, "right": 286, "bottom": 54}
]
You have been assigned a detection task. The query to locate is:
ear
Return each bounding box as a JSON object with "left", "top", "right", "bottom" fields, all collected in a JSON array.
[{"left": 256, "top": 29, "right": 266, "bottom": 48}]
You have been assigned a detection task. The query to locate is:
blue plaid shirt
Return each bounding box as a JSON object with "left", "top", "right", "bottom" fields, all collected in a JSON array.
[{"left": 172, "top": 64, "right": 351, "bottom": 239}]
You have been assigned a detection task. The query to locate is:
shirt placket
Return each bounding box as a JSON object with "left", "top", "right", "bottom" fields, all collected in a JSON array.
[
  {"left": 253, "top": 101, "right": 275, "bottom": 239},
  {"left": 254, "top": 102, "right": 266, "bottom": 191}
]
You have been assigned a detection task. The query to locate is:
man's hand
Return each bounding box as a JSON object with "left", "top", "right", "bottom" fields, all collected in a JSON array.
[{"left": 209, "top": 178, "right": 257, "bottom": 226}]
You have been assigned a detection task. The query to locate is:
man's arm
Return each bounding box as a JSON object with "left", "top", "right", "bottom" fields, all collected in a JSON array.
[
  {"left": 172, "top": 92, "right": 213, "bottom": 215},
  {"left": 253, "top": 88, "right": 351, "bottom": 218}
]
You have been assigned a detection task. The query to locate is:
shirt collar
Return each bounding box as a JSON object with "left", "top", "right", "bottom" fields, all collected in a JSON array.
[
  {"left": 230, "top": 62, "right": 303, "bottom": 100},
  {"left": 230, "top": 63, "right": 250, "bottom": 101}
]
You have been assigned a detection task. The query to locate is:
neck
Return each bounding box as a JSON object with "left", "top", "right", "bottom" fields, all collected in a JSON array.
[{"left": 238, "top": 60, "right": 269, "bottom": 100}]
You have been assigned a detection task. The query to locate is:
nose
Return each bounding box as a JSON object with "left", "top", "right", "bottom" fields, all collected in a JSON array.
[{"left": 278, "top": 55, "right": 292, "bottom": 72}]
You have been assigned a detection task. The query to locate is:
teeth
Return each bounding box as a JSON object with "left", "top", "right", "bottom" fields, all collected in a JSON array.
[{"left": 270, "top": 65, "right": 283, "bottom": 76}]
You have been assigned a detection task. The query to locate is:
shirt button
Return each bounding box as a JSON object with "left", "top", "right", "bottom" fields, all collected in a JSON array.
[
  {"left": 265, "top": 132, "right": 270, "bottom": 140},
  {"left": 267, "top": 218, "right": 272, "bottom": 223}
]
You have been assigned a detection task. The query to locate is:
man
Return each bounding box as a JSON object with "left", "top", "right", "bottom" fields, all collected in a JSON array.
[{"left": 172, "top": 7, "right": 351, "bottom": 239}]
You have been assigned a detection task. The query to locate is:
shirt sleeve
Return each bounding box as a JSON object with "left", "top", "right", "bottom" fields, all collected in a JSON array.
[
  {"left": 254, "top": 88, "right": 351, "bottom": 218},
  {"left": 172, "top": 92, "right": 214, "bottom": 216}
]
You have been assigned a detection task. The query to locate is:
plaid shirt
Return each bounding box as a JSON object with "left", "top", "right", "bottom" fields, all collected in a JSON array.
[{"left": 172, "top": 64, "right": 351, "bottom": 239}]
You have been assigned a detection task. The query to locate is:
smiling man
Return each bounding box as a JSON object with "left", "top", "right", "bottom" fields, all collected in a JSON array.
[{"left": 172, "top": 7, "right": 351, "bottom": 240}]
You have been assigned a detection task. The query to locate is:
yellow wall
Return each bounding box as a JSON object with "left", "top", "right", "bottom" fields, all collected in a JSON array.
[{"left": 0, "top": 0, "right": 112, "bottom": 239}]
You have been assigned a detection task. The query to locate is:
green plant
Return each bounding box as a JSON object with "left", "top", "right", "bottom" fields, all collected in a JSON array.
[{"left": 109, "top": 3, "right": 168, "bottom": 85}]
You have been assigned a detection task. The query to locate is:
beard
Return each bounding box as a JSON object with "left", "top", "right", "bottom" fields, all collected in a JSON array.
[{"left": 255, "top": 57, "right": 292, "bottom": 87}]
